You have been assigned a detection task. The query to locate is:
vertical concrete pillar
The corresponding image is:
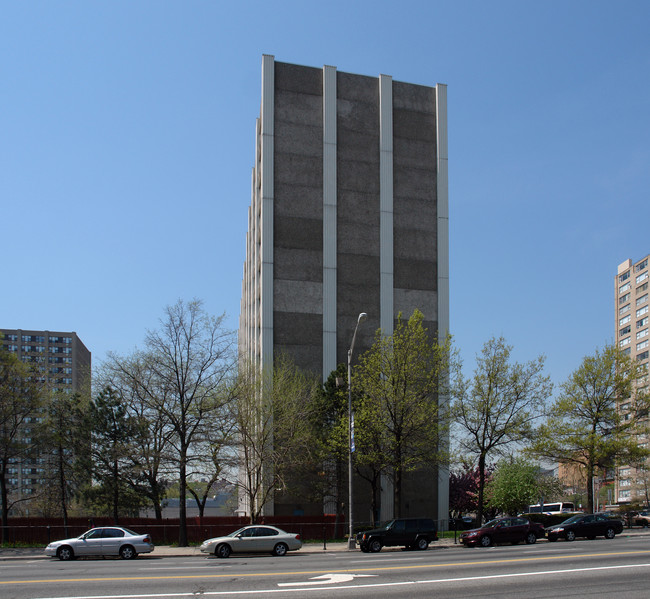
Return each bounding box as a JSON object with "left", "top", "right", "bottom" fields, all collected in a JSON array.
[
  {"left": 260, "top": 55, "right": 275, "bottom": 374},
  {"left": 436, "top": 82, "right": 450, "bottom": 527}
]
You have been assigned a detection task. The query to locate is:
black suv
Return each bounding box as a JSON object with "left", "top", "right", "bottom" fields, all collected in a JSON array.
[{"left": 356, "top": 518, "right": 437, "bottom": 552}]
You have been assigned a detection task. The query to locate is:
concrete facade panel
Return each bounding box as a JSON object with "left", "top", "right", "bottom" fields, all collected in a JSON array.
[
  {"left": 273, "top": 311, "right": 322, "bottom": 347},
  {"left": 274, "top": 280, "right": 323, "bottom": 314},
  {"left": 393, "top": 166, "right": 436, "bottom": 200},
  {"left": 275, "top": 122, "right": 322, "bottom": 157},
  {"left": 336, "top": 221, "right": 380, "bottom": 256},
  {"left": 394, "top": 288, "right": 437, "bottom": 322},
  {"left": 393, "top": 80, "right": 436, "bottom": 114},
  {"left": 393, "top": 138, "right": 436, "bottom": 169},
  {"left": 275, "top": 153, "right": 322, "bottom": 187},
  {"left": 274, "top": 248, "right": 322, "bottom": 282},
  {"left": 393, "top": 109, "right": 437, "bottom": 142},
  {"left": 275, "top": 62, "right": 322, "bottom": 95},
  {"left": 394, "top": 257, "right": 437, "bottom": 290},
  {"left": 275, "top": 90, "right": 323, "bottom": 126},
  {"left": 337, "top": 71, "right": 378, "bottom": 104},
  {"left": 274, "top": 344, "right": 322, "bottom": 376},
  {"left": 393, "top": 197, "right": 437, "bottom": 230},
  {"left": 275, "top": 216, "right": 322, "bottom": 251},
  {"left": 274, "top": 183, "right": 322, "bottom": 218},
  {"left": 394, "top": 227, "right": 436, "bottom": 260},
  {"left": 337, "top": 161, "right": 380, "bottom": 193}
]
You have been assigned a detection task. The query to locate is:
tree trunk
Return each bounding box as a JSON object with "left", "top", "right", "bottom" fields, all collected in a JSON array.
[
  {"left": 178, "top": 445, "right": 188, "bottom": 546},
  {"left": 586, "top": 461, "right": 594, "bottom": 514},
  {"left": 477, "top": 453, "right": 486, "bottom": 524},
  {"left": 112, "top": 458, "right": 119, "bottom": 524},
  {"left": 1, "top": 471, "right": 9, "bottom": 544}
]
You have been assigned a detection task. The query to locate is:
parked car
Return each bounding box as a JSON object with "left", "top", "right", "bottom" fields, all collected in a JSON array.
[
  {"left": 356, "top": 518, "right": 437, "bottom": 553},
  {"left": 450, "top": 516, "right": 476, "bottom": 530},
  {"left": 460, "top": 516, "right": 545, "bottom": 547},
  {"left": 634, "top": 511, "right": 650, "bottom": 527},
  {"left": 200, "top": 525, "right": 302, "bottom": 558},
  {"left": 44, "top": 527, "right": 154, "bottom": 561},
  {"left": 546, "top": 513, "right": 624, "bottom": 541}
]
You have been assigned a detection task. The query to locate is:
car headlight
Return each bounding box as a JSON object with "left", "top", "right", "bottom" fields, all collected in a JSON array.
[
  {"left": 553, "top": 527, "right": 564, "bottom": 532},
  {"left": 466, "top": 532, "right": 478, "bottom": 537}
]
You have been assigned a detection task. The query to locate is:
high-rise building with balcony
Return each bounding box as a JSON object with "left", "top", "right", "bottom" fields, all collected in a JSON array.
[
  {"left": 615, "top": 256, "right": 650, "bottom": 504},
  {"left": 0, "top": 328, "right": 90, "bottom": 508},
  {"left": 239, "top": 56, "right": 449, "bottom": 524}
]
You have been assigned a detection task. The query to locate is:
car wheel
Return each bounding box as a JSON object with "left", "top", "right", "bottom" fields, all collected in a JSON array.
[
  {"left": 565, "top": 530, "right": 576, "bottom": 542},
  {"left": 57, "top": 546, "right": 74, "bottom": 561},
  {"left": 479, "top": 535, "right": 492, "bottom": 547},
  {"left": 119, "top": 545, "right": 137, "bottom": 560},
  {"left": 605, "top": 527, "right": 616, "bottom": 539},
  {"left": 416, "top": 537, "right": 429, "bottom": 551},
  {"left": 644, "top": 521, "right": 649, "bottom": 528},
  {"left": 369, "top": 539, "right": 382, "bottom": 553},
  {"left": 272, "top": 543, "right": 288, "bottom": 556},
  {"left": 215, "top": 544, "right": 231, "bottom": 558},
  {"left": 525, "top": 532, "right": 537, "bottom": 545}
]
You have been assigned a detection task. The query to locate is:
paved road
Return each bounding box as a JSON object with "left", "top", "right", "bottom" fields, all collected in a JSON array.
[{"left": 2, "top": 532, "right": 650, "bottom": 598}]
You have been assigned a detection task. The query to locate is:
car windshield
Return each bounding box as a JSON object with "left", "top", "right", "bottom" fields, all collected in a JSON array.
[
  {"left": 482, "top": 519, "right": 500, "bottom": 528},
  {"left": 229, "top": 527, "right": 248, "bottom": 537}
]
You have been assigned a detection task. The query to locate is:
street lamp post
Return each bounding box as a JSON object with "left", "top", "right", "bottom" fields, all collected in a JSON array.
[{"left": 347, "top": 312, "right": 367, "bottom": 550}]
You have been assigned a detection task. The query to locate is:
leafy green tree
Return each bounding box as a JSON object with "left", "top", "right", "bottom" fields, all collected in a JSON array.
[
  {"left": 0, "top": 348, "right": 43, "bottom": 540},
  {"left": 485, "top": 456, "right": 562, "bottom": 516},
  {"left": 354, "top": 310, "right": 451, "bottom": 518},
  {"left": 40, "top": 390, "right": 91, "bottom": 525},
  {"left": 453, "top": 337, "right": 552, "bottom": 523},
  {"left": 232, "top": 355, "right": 320, "bottom": 523},
  {"left": 85, "top": 386, "right": 146, "bottom": 522},
  {"left": 529, "top": 344, "right": 649, "bottom": 513},
  {"left": 312, "top": 364, "right": 353, "bottom": 533}
]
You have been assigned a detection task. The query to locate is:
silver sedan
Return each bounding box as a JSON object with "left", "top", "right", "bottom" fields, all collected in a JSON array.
[
  {"left": 45, "top": 527, "right": 154, "bottom": 560},
  {"left": 200, "top": 525, "right": 302, "bottom": 558}
]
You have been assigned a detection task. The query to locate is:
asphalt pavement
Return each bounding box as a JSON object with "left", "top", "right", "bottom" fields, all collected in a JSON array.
[{"left": 1, "top": 528, "right": 649, "bottom": 560}]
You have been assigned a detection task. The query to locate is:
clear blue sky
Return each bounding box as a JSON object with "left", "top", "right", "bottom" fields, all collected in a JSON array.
[{"left": 2, "top": 1, "right": 649, "bottom": 390}]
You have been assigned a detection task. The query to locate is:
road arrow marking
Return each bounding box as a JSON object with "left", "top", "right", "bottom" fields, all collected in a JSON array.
[{"left": 278, "top": 573, "right": 376, "bottom": 587}]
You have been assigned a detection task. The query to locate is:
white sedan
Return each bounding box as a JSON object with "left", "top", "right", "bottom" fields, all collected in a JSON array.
[
  {"left": 45, "top": 527, "right": 154, "bottom": 560},
  {"left": 200, "top": 525, "right": 302, "bottom": 558}
]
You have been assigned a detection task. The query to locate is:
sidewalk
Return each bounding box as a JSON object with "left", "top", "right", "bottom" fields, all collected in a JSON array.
[{"left": 1, "top": 529, "right": 647, "bottom": 561}]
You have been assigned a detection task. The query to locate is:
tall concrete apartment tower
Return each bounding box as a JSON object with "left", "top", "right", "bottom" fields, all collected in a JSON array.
[
  {"left": 1, "top": 328, "right": 91, "bottom": 509},
  {"left": 615, "top": 256, "right": 650, "bottom": 504},
  {"left": 239, "top": 56, "right": 449, "bottom": 523}
]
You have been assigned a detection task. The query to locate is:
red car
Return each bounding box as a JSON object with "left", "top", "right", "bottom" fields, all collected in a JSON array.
[{"left": 460, "top": 516, "right": 545, "bottom": 547}]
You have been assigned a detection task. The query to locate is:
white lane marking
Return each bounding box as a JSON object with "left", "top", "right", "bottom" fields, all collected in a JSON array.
[
  {"left": 278, "top": 573, "right": 376, "bottom": 587},
  {"left": 34, "top": 561, "right": 650, "bottom": 598}
]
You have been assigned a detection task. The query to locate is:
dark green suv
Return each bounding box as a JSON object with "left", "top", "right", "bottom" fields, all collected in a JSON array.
[{"left": 356, "top": 518, "right": 438, "bottom": 552}]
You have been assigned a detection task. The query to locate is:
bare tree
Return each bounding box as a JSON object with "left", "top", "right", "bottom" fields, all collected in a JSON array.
[
  {"left": 98, "top": 356, "right": 175, "bottom": 520},
  {"left": 105, "top": 299, "right": 235, "bottom": 545},
  {"left": 453, "top": 337, "right": 552, "bottom": 523}
]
